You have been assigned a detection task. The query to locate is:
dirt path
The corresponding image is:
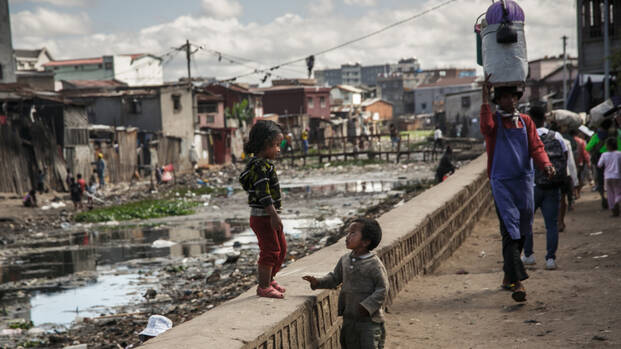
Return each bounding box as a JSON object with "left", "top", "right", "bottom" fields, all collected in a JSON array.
[{"left": 385, "top": 190, "right": 621, "bottom": 348}]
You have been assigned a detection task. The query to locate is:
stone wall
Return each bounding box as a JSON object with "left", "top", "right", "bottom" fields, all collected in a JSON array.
[{"left": 144, "top": 154, "right": 492, "bottom": 349}]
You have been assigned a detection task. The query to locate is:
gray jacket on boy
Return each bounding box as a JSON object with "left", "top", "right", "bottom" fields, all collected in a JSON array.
[{"left": 315, "top": 252, "right": 389, "bottom": 323}]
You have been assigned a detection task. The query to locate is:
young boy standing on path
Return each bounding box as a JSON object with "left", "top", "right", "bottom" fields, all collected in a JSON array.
[
  {"left": 239, "top": 120, "right": 287, "bottom": 299},
  {"left": 303, "top": 218, "right": 389, "bottom": 349},
  {"left": 480, "top": 75, "right": 555, "bottom": 302},
  {"left": 598, "top": 137, "right": 621, "bottom": 216}
]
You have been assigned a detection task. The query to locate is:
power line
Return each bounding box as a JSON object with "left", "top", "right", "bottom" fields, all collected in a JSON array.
[{"left": 218, "top": 0, "right": 458, "bottom": 82}]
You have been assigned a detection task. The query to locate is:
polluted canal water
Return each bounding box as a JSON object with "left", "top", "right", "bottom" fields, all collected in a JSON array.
[{"left": 0, "top": 173, "right": 433, "bottom": 333}]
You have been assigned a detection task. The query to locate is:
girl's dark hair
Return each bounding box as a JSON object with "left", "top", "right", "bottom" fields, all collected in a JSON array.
[
  {"left": 244, "top": 120, "right": 283, "bottom": 155},
  {"left": 606, "top": 137, "right": 618, "bottom": 151},
  {"left": 352, "top": 217, "right": 382, "bottom": 251}
]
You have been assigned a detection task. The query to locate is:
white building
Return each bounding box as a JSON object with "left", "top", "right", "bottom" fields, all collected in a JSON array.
[
  {"left": 14, "top": 48, "right": 53, "bottom": 72},
  {"left": 413, "top": 76, "right": 479, "bottom": 115},
  {"left": 330, "top": 85, "right": 363, "bottom": 106}
]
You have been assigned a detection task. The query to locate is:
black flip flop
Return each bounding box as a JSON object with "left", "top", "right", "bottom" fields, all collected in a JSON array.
[{"left": 511, "top": 290, "right": 526, "bottom": 302}]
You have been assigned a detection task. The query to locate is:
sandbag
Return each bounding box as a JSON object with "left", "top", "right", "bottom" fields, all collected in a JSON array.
[
  {"left": 481, "top": 22, "right": 528, "bottom": 85},
  {"left": 589, "top": 99, "right": 615, "bottom": 127},
  {"left": 548, "top": 109, "right": 583, "bottom": 130}
]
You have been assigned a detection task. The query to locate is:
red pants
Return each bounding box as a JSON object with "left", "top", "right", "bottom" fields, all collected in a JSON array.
[{"left": 250, "top": 216, "right": 287, "bottom": 277}]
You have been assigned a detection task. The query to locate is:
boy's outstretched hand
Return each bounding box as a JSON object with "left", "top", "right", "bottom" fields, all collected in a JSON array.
[{"left": 302, "top": 275, "right": 318, "bottom": 290}]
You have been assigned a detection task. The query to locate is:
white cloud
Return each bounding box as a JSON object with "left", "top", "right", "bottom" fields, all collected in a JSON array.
[
  {"left": 344, "top": 0, "right": 376, "bottom": 6},
  {"left": 201, "top": 0, "right": 242, "bottom": 18},
  {"left": 9, "top": 0, "right": 577, "bottom": 83},
  {"left": 308, "top": 0, "right": 334, "bottom": 16},
  {"left": 9, "top": 0, "right": 96, "bottom": 7},
  {"left": 11, "top": 7, "right": 91, "bottom": 37}
]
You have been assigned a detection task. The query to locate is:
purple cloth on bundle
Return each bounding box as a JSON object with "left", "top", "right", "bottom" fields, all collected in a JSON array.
[{"left": 485, "top": 0, "right": 525, "bottom": 24}]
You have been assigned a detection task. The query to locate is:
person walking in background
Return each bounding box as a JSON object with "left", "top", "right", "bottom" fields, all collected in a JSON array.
[
  {"left": 239, "top": 120, "right": 286, "bottom": 299},
  {"left": 301, "top": 128, "right": 309, "bottom": 156},
  {"left": 522, "top": 106, "right": 567, "bottom": 270},
  {"left": 480, "top": 75, "right": 555, "bottom": 302},
  {"left": 189, "top": 144, "right": 199, "bottom": 171},
  {"left": 598, "top": 137, "right": 621, "bottom": 217},
  {"left": 554, "top": 126, "right": 579, "bottom": 232},
  {"left": 36, "top": 169, "right": 46, "bottom": 193},
  {"left": 70, "top": 177, "right": 82, "bottom": 210},
  {"left": 389, "top": 123, "right": 400, "bottom": 150},
  {"left": 587, "top": 119, "right": 614, "bottom": 209},
  {"left": 96, "top": 153, "right": 106, "bottom": 189},
  {"left": 571, "top": 129, "right": 591, "bottom": 199},
  {"left": 435, "top": 145, "right": 456, "bottom": 183},
  {"left": 303, "top": 218, "right": 389, "bottom": 349}
]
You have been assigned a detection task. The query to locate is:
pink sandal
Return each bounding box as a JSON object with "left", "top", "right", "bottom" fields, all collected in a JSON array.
[
  {"left": 257, "top": 286, "right": 284, "bottom": 299},
  {"left": 270, "top": 280, "right": 286, "bottom": 293}
]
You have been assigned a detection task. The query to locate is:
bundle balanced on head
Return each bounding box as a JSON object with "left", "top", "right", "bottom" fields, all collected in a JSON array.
[{"left": 239, "top": 120, "right": 286, "bottom": 299}]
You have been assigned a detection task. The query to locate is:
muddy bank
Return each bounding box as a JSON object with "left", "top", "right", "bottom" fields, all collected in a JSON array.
[{"left": 0, "top": 159, "right": 472, "bottom": 348}]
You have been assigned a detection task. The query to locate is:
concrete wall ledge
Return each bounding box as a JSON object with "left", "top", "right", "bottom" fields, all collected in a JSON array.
[{"left": 144, "top": 154, "right": 491, "bottom": 349}]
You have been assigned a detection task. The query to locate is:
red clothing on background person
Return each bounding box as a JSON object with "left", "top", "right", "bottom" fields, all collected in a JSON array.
[
  {"left": 574, "top": 136, "right": 590, "bottom": 166},
  {"left": 78, "top": 178, "right": 87, "bottom": 193},
  {"left": 480, "top": 104, "right": 551, "bottom": 177}
]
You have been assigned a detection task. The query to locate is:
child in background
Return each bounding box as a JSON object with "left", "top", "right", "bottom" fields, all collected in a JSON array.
[
  {"left": 303, "top": 218, "right": 389, "bottom": 349},
  {"left": 239, "top": 120, "right": 286, "bottom": 298},
  {"left": 23, "top": 189, "right": 37, "bottom": 207},
  {"left": 69, "top": 177, "right": 82, "bottom": 210},
  {"left": 598, "top": 137, "right": 621, "bottom": 216}
]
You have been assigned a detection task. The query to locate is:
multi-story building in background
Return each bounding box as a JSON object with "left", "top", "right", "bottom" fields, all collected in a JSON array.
[
  {"left": 315, "top": 58, "right": 419, "bottom": 87},
  {"left": 44, "top": 54, "right": 164, "bottom": 89}
]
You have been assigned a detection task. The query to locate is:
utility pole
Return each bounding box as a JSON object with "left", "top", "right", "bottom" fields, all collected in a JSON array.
[
  {"left": 603, "top": 0, "right": 611, "bottom": 99},
  {"left": 562, "top": 35, "right": 568, "bottom": 108},
  {"left": 185, "top": 39, "right": 192, "bottom": 84}
]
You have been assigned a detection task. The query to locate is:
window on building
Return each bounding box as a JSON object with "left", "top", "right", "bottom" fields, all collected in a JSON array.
[
  {"left": 75, "top": 65, "right": 80, "bottom": 70},
  {"left": 421, "top": 103, "right": 427, "bottom": 110},
  {"left": 611, "top": 2, "right": 615, "bottom": 24},
  {"left": 307, "top": 97, "right": 314, "bottom": 109},
  {"left": 582, "top": 4, "right": 586, "bottom": 27},
  {"left": 130, "top": 98, "right": 142, "bottom": 114},
  {"left": 461, "top": 96, "right": 471, "bottom": 108},
  {"left": 98, "top": 64, "right": 103, "bottom": 69},
  {"left": 207, "top": 115, "right": 215, "bottom": 124},
  {"left": 0, "top": 64, "right": 3, "bottom": 80},
  {"left": 198, "top": 103, "right": 218, "bottom": 113},
  {"left": 320, "top": 96, "right": 326, "bottom": 108},
  {"left": 172, "top": 94, "right": 182, "bottom": 111},
  {"left": 590, "top": 0, "right": 595, "bottom": 26},
  {"left": 104, "top": 62, "right": 113, "bottom": 70}
]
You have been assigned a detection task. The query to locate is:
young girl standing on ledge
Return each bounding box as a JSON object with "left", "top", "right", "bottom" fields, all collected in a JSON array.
[{"left": 239, "top": 120, "right": 286, "bottom": 298}]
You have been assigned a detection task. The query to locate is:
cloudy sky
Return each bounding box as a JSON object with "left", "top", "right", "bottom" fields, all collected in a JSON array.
[{"left": 8, "top": 0, "right": 578, "bottom": 84}]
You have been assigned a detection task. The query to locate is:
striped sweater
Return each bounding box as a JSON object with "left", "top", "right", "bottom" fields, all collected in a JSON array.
[{"left": 239, "top": 157, "right": 282, "bottom": 210}]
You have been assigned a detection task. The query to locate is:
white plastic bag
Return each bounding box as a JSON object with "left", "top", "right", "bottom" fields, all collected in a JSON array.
[{"left": 589, "top": 99, "right": 615, "bottom": 127}]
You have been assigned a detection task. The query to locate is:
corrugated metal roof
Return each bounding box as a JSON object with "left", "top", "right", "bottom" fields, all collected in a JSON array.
[
  {"left": 44, "top": 57, "right": 104, "bottom": 67},
  {"left": 361, "top": 98, "right": 392, "bottom": 107}
]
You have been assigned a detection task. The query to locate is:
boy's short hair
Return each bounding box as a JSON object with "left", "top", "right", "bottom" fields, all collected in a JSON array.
[{"left": 352, "top": 217, "right": 382, "bottom": 251}]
